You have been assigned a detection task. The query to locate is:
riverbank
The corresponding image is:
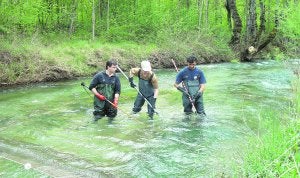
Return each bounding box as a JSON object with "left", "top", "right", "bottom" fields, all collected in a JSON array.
[
  {"left": 0, "top": 33, "right": 234, "bottom": 87},
  {"left": 235, "top": 78, "right": 300, "bottom": 177},
  {"left": 2, "top": 32, "right": 299, "bottom": 88}
]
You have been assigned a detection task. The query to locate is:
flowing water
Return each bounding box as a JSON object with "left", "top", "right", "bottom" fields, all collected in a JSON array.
[{"left": 0, "top": 60, "right": 297, "bottom": 177}]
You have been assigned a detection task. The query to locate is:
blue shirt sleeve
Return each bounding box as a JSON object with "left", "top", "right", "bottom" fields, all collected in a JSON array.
[
  {"left": 198, "top": 69, "right": 206, "bottom": 84},
  {"left": 175, "top": 67, "right": 187, "bottom": 84},
  {"left": 175, "top": 67, "right": 206, "bottom": 84}
]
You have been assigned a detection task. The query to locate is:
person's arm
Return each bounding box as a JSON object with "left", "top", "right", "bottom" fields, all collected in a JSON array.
[
  {"left": 129, "top": 68, "right": 140, "bottom": 88},
  {"left": 110, "top": 77, "right": 121, "bottom": 108},
  {"left": 199, "top": 84, "right": 205, "bottom": 93},
  {"left": 198, "top": 70, "right": 207, "bottom": 93},
  {"left": 129, "top": 68, "right": 140, "bottom": 78},
  {"left": 174, "top": 69, "right": 184, "bottom": 88},
  {"left": 151, "top": 74, "right": 159, "bottom": 98},
  {"left": 91, "top": 88, "right": 106, "bottom": 101},
  {"left": 174, "top": 69, "right": 191, "bottom": 96},
  {"left": 114, "top": 77, "right": 121, "bottom": 99},
  {"left": 153, "top": 89, "right": 158, "bottom": 98},
  {"left": 89, "top": 73, "right": 106, "bottom": 101},
  {"left": 89, "top": 73, "right": 100, "bottom": 90},
  {"left": 91, "top": 88, "right": 98, "bottom": 95}
]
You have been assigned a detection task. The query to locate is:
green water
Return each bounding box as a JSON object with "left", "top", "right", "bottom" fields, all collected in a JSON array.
[{"left": 0, "top": 60, "right": 297, "bottom": 177}]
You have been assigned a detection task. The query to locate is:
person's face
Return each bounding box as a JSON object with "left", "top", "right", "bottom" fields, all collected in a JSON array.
[
  {"left": 141, "top": 70, "right": 150, "bottom": 76},
  {"left": 188, "top": 62, "right": 196, "bottom": 70},
  {"left": 107, "top": 64, "right": 117, "bottom": 74}
]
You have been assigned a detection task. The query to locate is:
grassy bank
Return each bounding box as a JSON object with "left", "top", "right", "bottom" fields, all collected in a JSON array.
[
  {"left": 0, "top": 33, "right": 233, "bottom": 86},
  {"left": 237, "top": 79, "right": 300, "bottom": 177}
]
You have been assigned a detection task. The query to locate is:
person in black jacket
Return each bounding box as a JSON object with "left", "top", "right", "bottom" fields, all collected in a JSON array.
[{"left": 89, "top": 60, "right": 121, "bottom": 121}]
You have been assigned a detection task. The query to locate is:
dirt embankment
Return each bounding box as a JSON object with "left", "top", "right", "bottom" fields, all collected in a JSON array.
[
  {"left": 0, "top": 51, "right": 76, "bottom": 87},
  {"left": 0, "top": 50, "right": 225, "bottom": 88}
]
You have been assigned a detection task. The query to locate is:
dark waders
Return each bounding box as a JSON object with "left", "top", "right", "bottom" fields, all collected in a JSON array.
[
  {"left": 94, "top": 83, "right": 117, "bottom": 121},
  {"left": 132, "top": 77, "right": 156, "bottom": 119},
  {"left": 183, "top": 80, "right": 205, "bottom": 115}
]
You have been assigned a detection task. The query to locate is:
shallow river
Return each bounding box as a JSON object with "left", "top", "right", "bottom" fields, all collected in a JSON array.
[{"left": 0, "top": 60, "right": 297, "bottom": 177}]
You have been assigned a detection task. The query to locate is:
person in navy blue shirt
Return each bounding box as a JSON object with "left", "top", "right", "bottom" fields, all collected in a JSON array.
[{"left": 174, "top": 56, "right": 206, "bottom": 117}]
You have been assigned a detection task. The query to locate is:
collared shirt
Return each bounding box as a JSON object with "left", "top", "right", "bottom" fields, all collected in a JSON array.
[{"left": 175, "top": 67, "right": 206, "bottom": 85}]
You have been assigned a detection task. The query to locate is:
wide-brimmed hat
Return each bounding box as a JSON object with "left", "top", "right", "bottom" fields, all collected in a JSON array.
[{"left": 141, "top": 61, "right": 151, "bottom": 71}]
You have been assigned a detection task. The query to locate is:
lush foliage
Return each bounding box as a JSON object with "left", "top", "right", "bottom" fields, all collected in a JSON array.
[
  {"left": 0, "top": 0, "right": 298, "bottom": 44},
  {"left": 239, "top": 79, "right": 300, "bottom": 177},
  {"left": 0, "top": 0, "right": 299, "bottom": 85}
]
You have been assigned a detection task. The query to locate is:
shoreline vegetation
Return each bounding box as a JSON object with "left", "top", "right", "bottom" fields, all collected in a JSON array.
[
  {"left": 0, "top": 34, "right": 234, "bottom": 87},
  {"left": 1, "top": 33, "right": 299, "bottom": 88},
  {"left": 237, "top": 79, "right": 300, "bottom": 177},
  {"left": 0, "top": 1, "right": 299, "bottom": 87}
]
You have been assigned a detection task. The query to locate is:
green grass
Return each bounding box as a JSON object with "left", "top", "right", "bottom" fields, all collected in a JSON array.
[
  {"left": 0, "top": 32, "right": 234, "bottom": 85},
  {"left": 237, "top": 80, "right": 300, "bottom": 177}
]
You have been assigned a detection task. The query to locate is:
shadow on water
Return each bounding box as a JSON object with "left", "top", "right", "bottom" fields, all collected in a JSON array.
[{"left": 0, "top": 60, "right": 297, "bottom": 177}]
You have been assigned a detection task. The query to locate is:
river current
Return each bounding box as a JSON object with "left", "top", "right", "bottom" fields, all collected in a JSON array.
[{"left": 0, "top": 60, "right": 297, "bottom": 177}]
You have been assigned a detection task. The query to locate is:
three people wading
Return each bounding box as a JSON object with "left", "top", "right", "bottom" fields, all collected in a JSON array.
[{"left": 87, "top": 57, "right": 207, "bottom": 121}]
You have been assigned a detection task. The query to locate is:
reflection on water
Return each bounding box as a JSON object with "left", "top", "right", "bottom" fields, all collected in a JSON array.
[{"left": 0, "top": 60, "right": 297, "bottom": 177}]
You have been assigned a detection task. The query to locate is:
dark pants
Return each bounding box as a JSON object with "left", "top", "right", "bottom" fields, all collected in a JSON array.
[
  {"left": 182, "top": 95, "right": 205, "bottom": 115},
  {"left": 132, "top": 94, "right": 156, "bottom": 117},
  {"left": 93, "top": 98, "right": 117, "bottom": 120}
]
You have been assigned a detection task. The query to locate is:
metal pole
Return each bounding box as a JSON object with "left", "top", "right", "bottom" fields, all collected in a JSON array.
[
  {"left": 80, "top": 82, "right": 132, "bottom": 118},
  {"left": 171, "top": 59, "right": 197, "bottom": 111},
  {"left": 116, "top": 66, "right": 158, "bottom": 115}
]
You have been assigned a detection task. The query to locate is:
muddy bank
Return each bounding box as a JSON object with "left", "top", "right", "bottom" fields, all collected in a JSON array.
[{"left": 0, "top": 50, "right": 225, "bottom": 88}]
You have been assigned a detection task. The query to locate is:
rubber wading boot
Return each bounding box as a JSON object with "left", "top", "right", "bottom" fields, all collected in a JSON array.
[
  {"left": 148, "top": 114, "right": 154, "bottom": 120},
  {"left": 94, "top": 115, "right": 103, "bottom": 122}
]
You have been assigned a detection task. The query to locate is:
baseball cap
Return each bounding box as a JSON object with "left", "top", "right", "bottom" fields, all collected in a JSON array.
[{"left": 141, "top": 61, "right": 151, "bottom": 71}]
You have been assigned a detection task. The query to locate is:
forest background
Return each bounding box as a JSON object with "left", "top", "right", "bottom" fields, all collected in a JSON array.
[{"left": 0, "top": 0, "right": 299, "bottom": 85}]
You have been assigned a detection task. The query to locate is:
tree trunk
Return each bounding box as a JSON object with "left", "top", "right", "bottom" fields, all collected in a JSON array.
[
  {"left": 186, "top": 0, "right": 190, "bottom": 9},
  {"left": 228, "top": 0, "right": 242, "bottom": 49},
  {"left": 56, "top": 0, "right": 60, "bottom": 29},
  {"left": 246, "top": 0, "right": 257, "bottom": 44},
  {"left": 242, "top": 0, "right": 278, "bottom": 61},
  {"left": 69, "top": 0, "right": 78, "bottom": 36},
  {"left": 254, "top": 0, "right": 265, "bottom": 46},
  {"left": 205, "top": 0, "right": 209, "bottom": 29},
  {"left": 254, "top": 0, "right": 279, "bottom": 53},
  {"left": 107, "top": 0, "right": 110, "bottom": 31},
  {"left": 99, "top": 0, "right": 103, "bottom": 19},
  {"left": 226, "top": 0, "right": 279, "bottom": 61},
  {"left": 197, "top": 0, "right": 204, "bottom": 31},
  {"left": 214, "top": 0, "right": 221, "bottom": 25},
  {"left": 197, "top": 0, "right": 202, "bottom": 30},
  {"left": 225, "top": 0, "right": 232, "bottom": 30},
  {"left": 92, "top": 0, "right": 95, "bottom": 40}
]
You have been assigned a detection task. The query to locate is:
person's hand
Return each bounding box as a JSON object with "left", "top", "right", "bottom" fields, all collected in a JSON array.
[
  {"left": 95, "top": 92, "right": 106, "bottom": 101},
  {"left": 113, "top": 98, "right": 118, "bottom": 108},
  {"left": 152, "top": 98, "right": 157, "bottom": 108},
  {"left": 194, "top": 91, "right": 202, "bottom": 100},
  {"left": 129, "top": 77, "right": 136, "bottom": 88},
  {"left": 130, "top": 82, "right": 136, "bottom": 88},
  {"left": 177, "top": 86, "right": 189, "bottom": 96}
]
